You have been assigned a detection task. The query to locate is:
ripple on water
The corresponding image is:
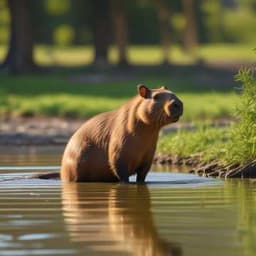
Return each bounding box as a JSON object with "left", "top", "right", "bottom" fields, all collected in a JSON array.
[{"left": 0, "top": 167, "right": 255, "bottom": 256}]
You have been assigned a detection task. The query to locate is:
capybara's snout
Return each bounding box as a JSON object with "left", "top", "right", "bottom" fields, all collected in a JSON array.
[{"left": 168, "top": 97, "right": 183, "bottom": 120}]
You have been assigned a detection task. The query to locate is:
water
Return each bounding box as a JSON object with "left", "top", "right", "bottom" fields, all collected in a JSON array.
[{"left": 0, "top": 146, "right": 256, "bottom": 256}]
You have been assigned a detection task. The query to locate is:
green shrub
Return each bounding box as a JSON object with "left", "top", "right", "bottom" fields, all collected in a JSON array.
[{"left": 224, "top": 66, "right": 256, "bottom": 164}]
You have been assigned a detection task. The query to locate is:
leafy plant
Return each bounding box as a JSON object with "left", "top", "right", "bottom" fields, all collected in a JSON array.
[{"left": 225, "top": 66, "right": 256, "bottom": 164}]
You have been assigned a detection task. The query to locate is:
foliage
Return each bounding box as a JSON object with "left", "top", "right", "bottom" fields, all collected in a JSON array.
[
  {"left": 53, "top": 24, "right": 75, "bottom": 46},
  {"left": 0, "top": 0, "right": 256, "bottom": 46},
  {"left": 224, "top": 66, "right": 256, "bottom": 164},
  {"left": 223, "top": 8, "right": 256, "bottom": 43},
  {"left": 45, "top": 0, "right": 70, "bottom": 16}
]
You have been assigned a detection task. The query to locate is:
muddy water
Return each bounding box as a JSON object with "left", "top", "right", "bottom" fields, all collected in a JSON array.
[{"left": 0, "top": 146, "right": 256, "bottom": 256}]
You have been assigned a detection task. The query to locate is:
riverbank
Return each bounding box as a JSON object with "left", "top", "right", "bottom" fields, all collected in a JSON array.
[
  {"left": 0, "top": 116, "right": 192, "bottom": 145},
  {"left": 154, "top": 153, "right": 256, "bottom": 178},
  {"left": 0, "top": 117, "right": 83, "bottom": 145},
  {"left": 2, "top": 116, "right": 253, "bottom": 179}
]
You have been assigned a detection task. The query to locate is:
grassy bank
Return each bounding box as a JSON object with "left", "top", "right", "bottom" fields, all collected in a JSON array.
[
  {"left": 157, "top": 65, "right": 256, "bottom": 175},
  {"left": 158, "top": 125, "right": 230, "bottom": 163}
]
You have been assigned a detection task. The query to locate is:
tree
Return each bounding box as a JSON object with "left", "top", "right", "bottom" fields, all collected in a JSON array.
[
  {"left": 182, "top": 0, "right": 198, "bottom": 54},
  {"left": 110, "top": 0, "right": 129, "bottom": 66},
  {"left": 1, "top": 0, "right": 36, "bottom": 74},
  {"left": 154, "top": 0, "right": 172, "bottom": 64},
  {"left": 91, "top": 0, "right": 111, "bottom": 67}
]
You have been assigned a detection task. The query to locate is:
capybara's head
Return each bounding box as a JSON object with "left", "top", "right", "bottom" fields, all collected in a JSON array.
[{"left": 136, "top": 84, "right": 183, "bottom": 126}]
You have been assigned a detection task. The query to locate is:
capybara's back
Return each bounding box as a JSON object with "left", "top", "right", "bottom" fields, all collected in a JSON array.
[{"left": 61, "top": 84, "right": 183, "bottom": 183}]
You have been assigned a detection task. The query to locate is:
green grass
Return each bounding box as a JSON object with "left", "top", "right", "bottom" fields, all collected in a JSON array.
[
  {"left": 0, "top": 43, "right": 255, "bottom": 66},
  {"left": 197, "top": 44, "right": 256, "bottom": 62},
  {"left": 157, "top": 65, "right": 256, "bottom": 165},
  {"left": 157, "top": 125, "right": 230, "bottom": 162},
  {"left": 179, "top": 92, "right": 237, "bottom": 121},
  {"left": 0, "top": 43, "right": 251, "bottom": 121},
  {"left": 0, "top": 73, "right": 238, "bottom": 120}
]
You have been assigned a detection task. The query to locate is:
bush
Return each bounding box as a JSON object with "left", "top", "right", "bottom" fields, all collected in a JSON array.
[{"left": 224, "top": 65, "right": 256, "bottom": 164}]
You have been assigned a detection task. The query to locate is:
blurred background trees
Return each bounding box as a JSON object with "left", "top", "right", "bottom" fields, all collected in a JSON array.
[
  {"left": 0, "top": 0, "right": 255, "bottom": 73},
  {"left": 1, "top": 0, "right": 35, "bottom": 73}
]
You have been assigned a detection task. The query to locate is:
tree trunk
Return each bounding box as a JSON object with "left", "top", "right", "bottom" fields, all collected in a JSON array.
[
  {"left": 182, "top": 0, "right": 198, "bottom": 54},
  {"left": 154, "top": 0, "right": 172, "bottom": 65},
  {"left": 2, "top": 0, "right": 35, "bottom": 74},
  {"left": 92, "top": 0, "right": 111, "bottom": 67},
  {"left": 110, "top": 0, "right": 128, "bottom": 67}
]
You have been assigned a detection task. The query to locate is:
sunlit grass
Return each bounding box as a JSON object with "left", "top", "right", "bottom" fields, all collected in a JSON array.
[
  {"left": 2, "top": 92, "right": 237, "bottom": 120},
  {"left": 0, "top": 43, "right": 246, "bottom": 120},
  {"left": 0, "top": 73, "right": 238, "bottom": 120},
  {"left": 198, "top": 44, "right": 256, "bottom": 62},
  {"left": 158, "top": 65, "right": 256, "bottom": 166},
  {"left": 0, "top": 43, "right": 254, "bottom": 66},
  {"left": 157, "top": 125, "right": 230, "bottom": 161},
  {"left": 5, "top": 94, "right": 126, "bottom": 117},
  {"left": 180, "top": 92, "right": 237, "bottom": 121}
]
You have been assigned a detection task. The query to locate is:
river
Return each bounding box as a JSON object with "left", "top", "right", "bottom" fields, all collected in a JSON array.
[{"left": 0, "top": 146, "right": 255, "bottom": 256}]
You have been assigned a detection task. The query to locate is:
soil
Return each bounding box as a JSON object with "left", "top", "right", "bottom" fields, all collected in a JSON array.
[
  {"left": 153, "top": 153, "right": 256, "bottom": 178},
  {"left": 0, "top": 116, "right": 196, "bottom": 145},
  {"left": 0, "top": 116, "right": 83, "bottom": 145}
]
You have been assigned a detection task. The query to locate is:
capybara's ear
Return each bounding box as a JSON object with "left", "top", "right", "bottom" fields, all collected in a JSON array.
[
  {"left": 137, "top": 84, "right": 151, "bottom": 98},
  {"left": 160, "top": 85, "right": 168, "bottom": 90}
]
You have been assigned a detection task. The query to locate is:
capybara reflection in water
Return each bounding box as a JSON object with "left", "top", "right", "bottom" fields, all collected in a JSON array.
[{"left": 61, "top": 85, "right": 183, "bottom": 182}]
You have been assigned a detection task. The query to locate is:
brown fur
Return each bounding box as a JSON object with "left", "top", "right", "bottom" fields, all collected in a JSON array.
[{"left": 61, "top": 85, "right": 183, "bottom": 182}]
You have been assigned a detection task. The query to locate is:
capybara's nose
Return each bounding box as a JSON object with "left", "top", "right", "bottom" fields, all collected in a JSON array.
[{"left": 169, "top": 99, "right": 183, "bottom": 117}]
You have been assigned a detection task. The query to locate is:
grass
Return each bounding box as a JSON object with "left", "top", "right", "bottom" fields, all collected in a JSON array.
[
  {"left": 224, "top": 67, "right": 256, "bottom": 164},
  {"left": 157, "top": 65, "right": 256, "bottom": 166},
  {"left": 179, "top": 92, "right": 237, "bottom": 121},
  {"left": 0, "top": 43, "right": 255, "bottom": 66},
  {"left": 157, "top": 125, "right": 230, "bottom": 162},
  {"left": 1, "top": 43, "right": 251, "bottom": 120},
  {"left": 0, "top": 72, "right": 238, "bottom": 120},
  {"left": 0, "top": 43, "right": 251, "bottom": 119}
]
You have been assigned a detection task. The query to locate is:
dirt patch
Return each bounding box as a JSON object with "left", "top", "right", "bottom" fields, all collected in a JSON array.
[
  {"left": 0, "top": 116, "right": 193, "bottom": 146},
  {"left": 0, "top": 116, "right": 83, "bottom": 145}
]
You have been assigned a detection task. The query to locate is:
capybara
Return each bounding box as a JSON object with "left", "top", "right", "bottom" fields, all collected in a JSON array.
[{"left": 61, "top": 84, "right": 183, "bottom": 182}]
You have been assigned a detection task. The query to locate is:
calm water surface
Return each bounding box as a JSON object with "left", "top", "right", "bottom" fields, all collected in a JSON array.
[{"left": 0, "top": 146, "right": 256, "bottom": 256}]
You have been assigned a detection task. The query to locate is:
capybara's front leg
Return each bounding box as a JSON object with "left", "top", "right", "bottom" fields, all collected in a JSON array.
[
  {"left": 109, "top": 143, "right": 130, "bottom": 182},
  {"left": 136, "top": 162, "right": 151, "bottom": 183},
  {"left": 114, "top": 160, "right": 129, "bottom": 183}
]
